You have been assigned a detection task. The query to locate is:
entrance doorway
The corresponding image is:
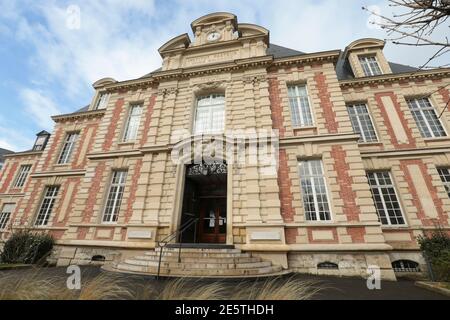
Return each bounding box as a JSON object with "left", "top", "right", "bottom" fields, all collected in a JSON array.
[{"left": 179, "top": 161, "right": 227, "bottom": 244}]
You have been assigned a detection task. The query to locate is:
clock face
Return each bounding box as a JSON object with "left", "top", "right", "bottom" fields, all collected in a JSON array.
[{"left": 207, "top": 32, "right": 221, "bottom": 42}]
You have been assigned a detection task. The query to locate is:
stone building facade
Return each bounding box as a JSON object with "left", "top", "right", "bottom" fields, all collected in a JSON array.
[{"left": 1, "top": 13, "right": 449, "bottom": 280}]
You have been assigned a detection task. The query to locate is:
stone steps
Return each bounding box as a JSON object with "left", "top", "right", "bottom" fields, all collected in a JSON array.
[
  {"left": 123, "top": 259, "right": 272, "bottom": 269},
  {"left": 132, "top": 255, "right": 260, "bottom": 264},
  {"left": 112, "top": 263, "right": 283, "bottom": 277},
  {"left": 105, "top": 246, "right": 284, "bottom": 278}
]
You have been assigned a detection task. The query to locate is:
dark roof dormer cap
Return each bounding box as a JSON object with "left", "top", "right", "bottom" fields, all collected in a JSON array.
[
  {"left": 92, "top": 77, "right": 118, "bottom": 89},
  {"left": 36, "top": 130, "right": 51, "bottom": 137}
]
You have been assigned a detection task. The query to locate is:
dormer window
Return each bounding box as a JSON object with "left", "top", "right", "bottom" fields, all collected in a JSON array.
[
  {"left": 33, "top": 131, "right": 50, "bottom": 151},
  {"left": 359, "top": 56, "right": 382, "bottom": 76},
  {"left": 95, "top": 93, "right": 110, "bottom": 110}
]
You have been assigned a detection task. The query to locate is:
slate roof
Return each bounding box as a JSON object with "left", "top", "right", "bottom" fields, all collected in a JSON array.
[
  {"left": 70, "top": 44, "right": 418, "bottom": 114},
  {"left": 0, "top": 147, "right": 14, "bottom": 161}
]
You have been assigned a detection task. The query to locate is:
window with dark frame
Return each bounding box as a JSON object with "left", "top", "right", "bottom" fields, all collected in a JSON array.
[
  {"left": 0, "top": 203, "right": 14, "bottom": 230},
  {"left": 35, "top": 186, "right": 59, "bottom": 226},
  {"left": 367, "top": 171, "right": 405, "bottom": 225},
  {"left": 13, "top": 165, "right": 32, "bottom": 188},
  {"left": 437, "top": 168, "right": 450, "bottom": 198},
  {"left": 58, "top": 133, "right": 79, "bottom": 164},
  {"left": 407, "top": 97, "right": 446, "bottom": 138},
  {"left": 347, "top": 103, "right": 378, "bottom": 143}
]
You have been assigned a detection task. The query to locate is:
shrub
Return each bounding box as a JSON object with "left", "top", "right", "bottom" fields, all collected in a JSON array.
[
  {"left": 417, "top": 228, "right": 450, "bottom": 282},
  {"left": 0, "top": 229, "right": 54, "bottom": 265}
]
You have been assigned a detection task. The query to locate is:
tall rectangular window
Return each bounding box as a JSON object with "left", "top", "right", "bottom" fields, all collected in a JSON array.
[
  {"left": 95, "top": 93, "right": 110, "bottom": 110},
  {"left": 123, "top": 105, "right": 143, "bottom": 142},
  {"left": 58, "top": 133, "right": 79, "bottom": 164},
  {"left": 0, "top": 204, "right": 14, "bottom": 230},
  {"left": 102, "top": 171, "right": 127, "bottom": 223},
  {"left": 299, "top": 160, "right": 331, "bottom": 221},
  {"left": 359, "top": 56, "right": 382, "bottom": 76},
  {"left": 288, "top": 85, "right": 314, "bottom": 127},
  {"left": 347, "top": 104, "right": 378, "bottom": 142},
  {"left": 194, "top": 94, "right": 225, "bottom": 134},
  {"left": 35, "top": 186, "right": 59, "bottom": 226},
  {"left": 13, "top": 165, "right": 32, "bottom": 188},
  {"left": 407, "top": 98, "right": 446, "bottom": 138},
  {"left": 437, "top": 168, "right": 450, "bottom": 198},
  {"left": 367, "top": 171, "right": 405, "bottom": 225}
]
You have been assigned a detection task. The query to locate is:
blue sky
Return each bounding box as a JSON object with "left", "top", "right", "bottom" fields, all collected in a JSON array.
[{"left": 0, "top": 0, "right": 448, "bottom": 151}]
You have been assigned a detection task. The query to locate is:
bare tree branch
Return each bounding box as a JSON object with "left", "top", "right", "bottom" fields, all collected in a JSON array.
[{"left": 363, "top": 0, "right": 450, "bottom": 69}]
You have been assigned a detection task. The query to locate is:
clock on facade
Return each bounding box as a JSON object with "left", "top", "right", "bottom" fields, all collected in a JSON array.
[{"left": 207, "top": 32, "right": 221, "bottom": 42}]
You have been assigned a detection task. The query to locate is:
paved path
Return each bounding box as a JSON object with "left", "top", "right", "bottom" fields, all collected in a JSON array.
[{"left": 0, "top": 266, "right": 447, "bottom": 300}]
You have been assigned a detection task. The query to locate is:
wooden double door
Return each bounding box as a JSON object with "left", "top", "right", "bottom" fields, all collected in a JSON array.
[{"left": 198, "top": 197, "right": 227, "bottom": 244}]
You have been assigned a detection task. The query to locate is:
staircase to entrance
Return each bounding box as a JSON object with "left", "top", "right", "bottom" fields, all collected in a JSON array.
[{"left": 104, "top": 245, "right": 285, "bottom": 278}]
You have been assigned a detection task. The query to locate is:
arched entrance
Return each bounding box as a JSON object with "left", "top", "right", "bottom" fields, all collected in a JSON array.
[{"left": 179, "top": 161, "right": 228, "bottom": 244}]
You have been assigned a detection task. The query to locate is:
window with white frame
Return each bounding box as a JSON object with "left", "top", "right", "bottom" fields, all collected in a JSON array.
[
  {"left": 123, "top": 104, "right": 143, "bottom": 142},
  {"left": 95, "top": 93, "right": 110, "bottom": 110},
  {"left": 407, "top": 97, "right": 446, "bottom": 138},
  {"left": 13, "top": 165, "right": 32, "bottom": 188},
  {"left": 437, "top": 168, "right": 450, "bottom": 198},
  {"left": 359, "top": 56, "right": 382, "bottom": 76},
  {"left": 299, "top": 160, "right": 331, "bottom": 221},
  {"left": 367, "top": 171, "right": 405, "bottom": 225},
  {"left": 35, "top": 186, "right": 59, "bottom": 226},
  {"left": 288, "top": 85, "right": 314, "bottom": 127},
  {"left": 58, "top": 133, "right": 79, "bottom": 164},
  {"left": 102, "top": 171, "right": 127, "bottom": 223},
  {"left": 194, "top": 94, "right": 225, "bottom": 134},
  {"left": 347, "top": 103, "right": 378, "bottom": 143},
  {"left": 0, "top": 203, "right": 14, "bottom": 230}
]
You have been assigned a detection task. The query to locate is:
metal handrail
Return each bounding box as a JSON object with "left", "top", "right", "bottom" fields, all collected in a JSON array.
[{"left": 156, "top": 216, "right": 199, "bottom": 279}]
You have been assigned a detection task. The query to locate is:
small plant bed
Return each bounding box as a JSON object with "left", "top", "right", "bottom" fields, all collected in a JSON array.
[{"left": 0, "top": 229, "right": 54, "bottom": 266}]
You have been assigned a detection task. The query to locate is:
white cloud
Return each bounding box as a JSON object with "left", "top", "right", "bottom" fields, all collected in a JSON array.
[
  {"left": 20, "top": 88, "right": 61, "bottom": 129},
  {"left": 0, "top": 114, "right": 35, "bottom": 151}
]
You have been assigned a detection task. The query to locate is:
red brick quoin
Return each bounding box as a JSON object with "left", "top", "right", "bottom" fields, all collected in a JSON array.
[
  {"left": 277, "top": 149, "right": 295, "bottom": 222},
  {"left": 125, "top": 159, "right": 143, "bottom": 223},
  {"left": 268, "top": 76, "right": 286, "bottom": 138},
  {"left": 331, "top": 145, "right": 361, "bottom": 222},
  {"left": 82, "top": 162, "right": 107, "bottom": 223},
  {"left": 103, "top": 98, "right": 125, "bottom": 152},
  {"left": 313, "top": 72, "right": 339, "bottom": 134},
  {"left": 140, "top": 94, "right": 157, "bottom": 146},
  {"left": 0, "top": 161, "right": 18, "bottom": 193}
]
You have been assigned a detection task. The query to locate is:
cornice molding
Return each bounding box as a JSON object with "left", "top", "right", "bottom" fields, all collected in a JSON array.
[
  {"left": 360, "top": 146, "right": 450, "bottom": 158},
  {"left": 4, "top": 150, "right": 43, "bottom": 158},
  {"left": 339, "top": 68, "right": 450, "bottom": 88},
  {"left": 100, "top": 51, "right": 343, "bottom": 92},
  {"left": 52, "top": 109, "right": 106, "bottom": 123},
  {"left": 31, "top": 169, "right": 86, "bottom": 178}
]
